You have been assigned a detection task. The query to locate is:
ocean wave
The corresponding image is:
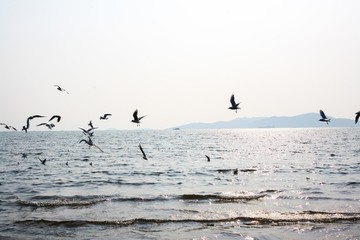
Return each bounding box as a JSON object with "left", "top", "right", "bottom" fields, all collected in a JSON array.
[
  {"left": 111, "top": 193, "right": 265, "bottom": 203},
  {"left": 346, "top": 181, "right": 360, "bottom": 186},
  {"left": 17, "top": 195, "right": 109, "bottom": 207},
  {"left": 111, "top": 196, "right": 173, "bottom": 202},
  {"left": 16, "top": 191, "right": 270, "bottom": 207},
  {"left": 15, "top": 211, "right": 360, "bottom": 227},
  {"left": 179, "top": 193, "right": 266, "bottom": 202},
  {"left": 277, "top": 195, "right": 359, "bottom": 202}
]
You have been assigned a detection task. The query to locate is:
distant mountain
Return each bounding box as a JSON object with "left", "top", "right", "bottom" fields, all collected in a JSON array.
[{"left": 175, "top": 113, "right": 358, "bottom": 129}]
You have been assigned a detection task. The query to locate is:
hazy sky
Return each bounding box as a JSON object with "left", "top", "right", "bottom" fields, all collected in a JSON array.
[{"left": 1, "top": 0, "right": 359, "bottom": 130}]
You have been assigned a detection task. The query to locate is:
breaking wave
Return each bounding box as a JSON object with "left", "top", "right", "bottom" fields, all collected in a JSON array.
[
  {"left": 17, "top": 195, "right": 109, "bottom": 207},
  {"left": 16, "top": 211, "right": 360, "bottom": 227}
]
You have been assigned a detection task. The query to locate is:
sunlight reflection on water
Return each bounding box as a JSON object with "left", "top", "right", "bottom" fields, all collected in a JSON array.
[{"left": 0, "top": 128, "right": 360, "bottom": 239}]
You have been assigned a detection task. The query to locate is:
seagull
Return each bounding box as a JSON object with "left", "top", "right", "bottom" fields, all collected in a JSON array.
[
  {"left": 88, "top": 120, "right": 95, "bottom": 129},
  {"left": 49, "top": 115, "right": 61, "bottom": 122},
  {"left": 139, "top": 144, "right": 148, "bottom": 160},
  {"left": 355, "top": 111, "right": 360, "bottom": 124},
  {"left": 79, "top": 127, "right": 96, "bottom": 137},
  {"left": 54, "top": 85, "right": 69, "bottom": 94},
  {"left": 205, "top": 155, "right": 210, "bottom": 162},
  {"left": 89, "top": 162, "right": 93, "bottom": 166},
  {"left": 66, "top": 161, "right": 68, "bottom": 166},
  {"left": 228, "top": 94, "right": 241, "bottom": 113},
  {"left": 319, "top": 109, "right": 331, "bottom": 124},
  {"left": 100, "top": 114, "right": 112, "bottom": 120},
  {"left": 22, "top": 126, "right": 28, "bottom": 133},
  {"left": 22, "top": 115, "right": 46, "bottom": 133},
  {"left": 79, "top": 137, "right": 104, "bottom": 152},
  {"left": 131, "top": 109, "right": 146, "bottom": 126},
  {"left": 0, "top": 123, "right": 17, "bottom": 131},
  {"left": 37, "top": 123, "right": 55, "bottom": 129},
  {"left": 26, "top": 115, "right": 45, "bottom": 127},
  {"left": 38, "top": 157, "right": 46, "bottom": 165}
]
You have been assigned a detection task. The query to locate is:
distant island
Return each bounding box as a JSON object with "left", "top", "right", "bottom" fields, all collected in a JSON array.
[{"left": 175, "top": 113, "right": 358, "bottom": 129}]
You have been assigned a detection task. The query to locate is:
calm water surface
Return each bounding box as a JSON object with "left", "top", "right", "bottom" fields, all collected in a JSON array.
[{"left": 0, "top": 128, "right": 360, "bottom": 239}]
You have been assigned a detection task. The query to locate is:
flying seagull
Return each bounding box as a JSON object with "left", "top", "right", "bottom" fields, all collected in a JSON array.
[
  {"left": 205, "top": 155, "right": 210, "bottom": 162},
  {"left": 319, "top": 109, "right": 331, "bottom": 124},
  {"left": 79, "top": 127, "right": 97, "bottom": 137},
  {"left": 88, "top": 120, "right": 95, "bottom": 129},
  {"left": 355, "top": 111, "right": 360, "bottom": 124},
  {"left": 228, "top": 94, "right": 241, "bottom": 113},
  {"left": 54, "top": 85, "right": 69, "bottom": 94},
  {"left": 49, "top": 115, "right": 61, "bottom": 122},
  {"left": 22, "top": 126, "right": 28, "bottom": 133},
  {"left": 139, "top": 144, "right": 148, "bottom": 160},
  {"left": 100, "top": 114, "right": 112, "bottom": 120},
  {"left": 37, "top": 123, "right": 55, "bottom": 130},
  {"left": 131, "top": 109, "right": 146, "bottom": 126},
  {"left": 22, "top": 115, "right": 45, "bottom": 133},
  {"left": 79, "top": 137, "right": 104, "bottom": 152},
  {"left": 0, "top": 123, "right": 17, "bottom": 131},
  {"left": 38, "top": 157, "right": 47, "bottom": 165}
]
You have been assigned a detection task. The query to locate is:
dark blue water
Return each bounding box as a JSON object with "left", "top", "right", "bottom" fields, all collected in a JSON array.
[{"left": 1, "top": 128, "right": 360, "bottom": 239}]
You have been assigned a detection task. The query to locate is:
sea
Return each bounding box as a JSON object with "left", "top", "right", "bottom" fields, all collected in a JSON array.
[{"left": 0, "top": 128, "right": 359, "bottom": 240}]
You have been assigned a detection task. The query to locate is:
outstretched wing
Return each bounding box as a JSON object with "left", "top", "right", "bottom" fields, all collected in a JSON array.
[
  {"left": 49, "top": 115, "right": 61, "bottom": 122},
  {"left": 139, "top": 144, "right": 147, "bottom": 160},
  {"left": 355, "top": 113, "right": 360, "bottom": 124},
  {"left": 319, "top": 110, "right": 327, "bottom": 119},
  {"left": 230, "top": 94, "right": 236, "bottom": 106},
  {"left": 30, "top": 115, "right": 45, "bottom": 120},
  {"left": 133, "top": 109, "right": 138, "bottom": 120},
  {"left": 139, "top": 144, "right": 144, "bottom": 154},
  {"left": 138, "top": 115, "right": 146, "bottom": 121}
]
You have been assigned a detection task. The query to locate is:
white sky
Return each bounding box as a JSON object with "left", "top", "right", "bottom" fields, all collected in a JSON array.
[{"left": 0, "top": 0, "right": 359, "bottom": 130}]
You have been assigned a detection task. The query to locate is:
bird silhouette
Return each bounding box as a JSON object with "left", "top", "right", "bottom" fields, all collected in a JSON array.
[
  {"left": 131, "top": 109, "right": 146, "bottom": 126},
  {"left": 79, "top": 127, "right": 96, "bottom": 137},
  {"left": 228, "top": 94, "right": 241, "bottom": 113},
  {"left": 319, "top": 110, "right": 331, "bottom": 124},
  {"left": 37, "top": 123, "right": 55, "bottom": 130},
  {"left": 54, "top": 85, "right": 69, "bottom": 94},
  {"left": 100, "top": 114, "right": 112, "bottom": 120},
  {"left": 49, "top": 115, "right": 61, "bottom": 122},
  {"left": 79, "top": 137, "right": 104, "bottom": 152},
  {"left": 38, "top": 157, "right": 46, "bottom": 165},
  {"left": 22, "top": 115, "right": 45, "bottom": 133},
  {"left": 88, "top": 120, "right": 95, "bottom": 129},
  {"left": 205, "top": 155, "right": 210, "bottom": 162},
  {"left": 139, "top": 144, "right": 148, "bottom": 160},
  {"left": 355, "top": 111, "right": 360, "bottom": 124},
  {"left": 0, "top": 123, "right": 17, "bottom": 131},
  {"left": 22, "top": 126, "right": 28, "bottom": 133}
]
